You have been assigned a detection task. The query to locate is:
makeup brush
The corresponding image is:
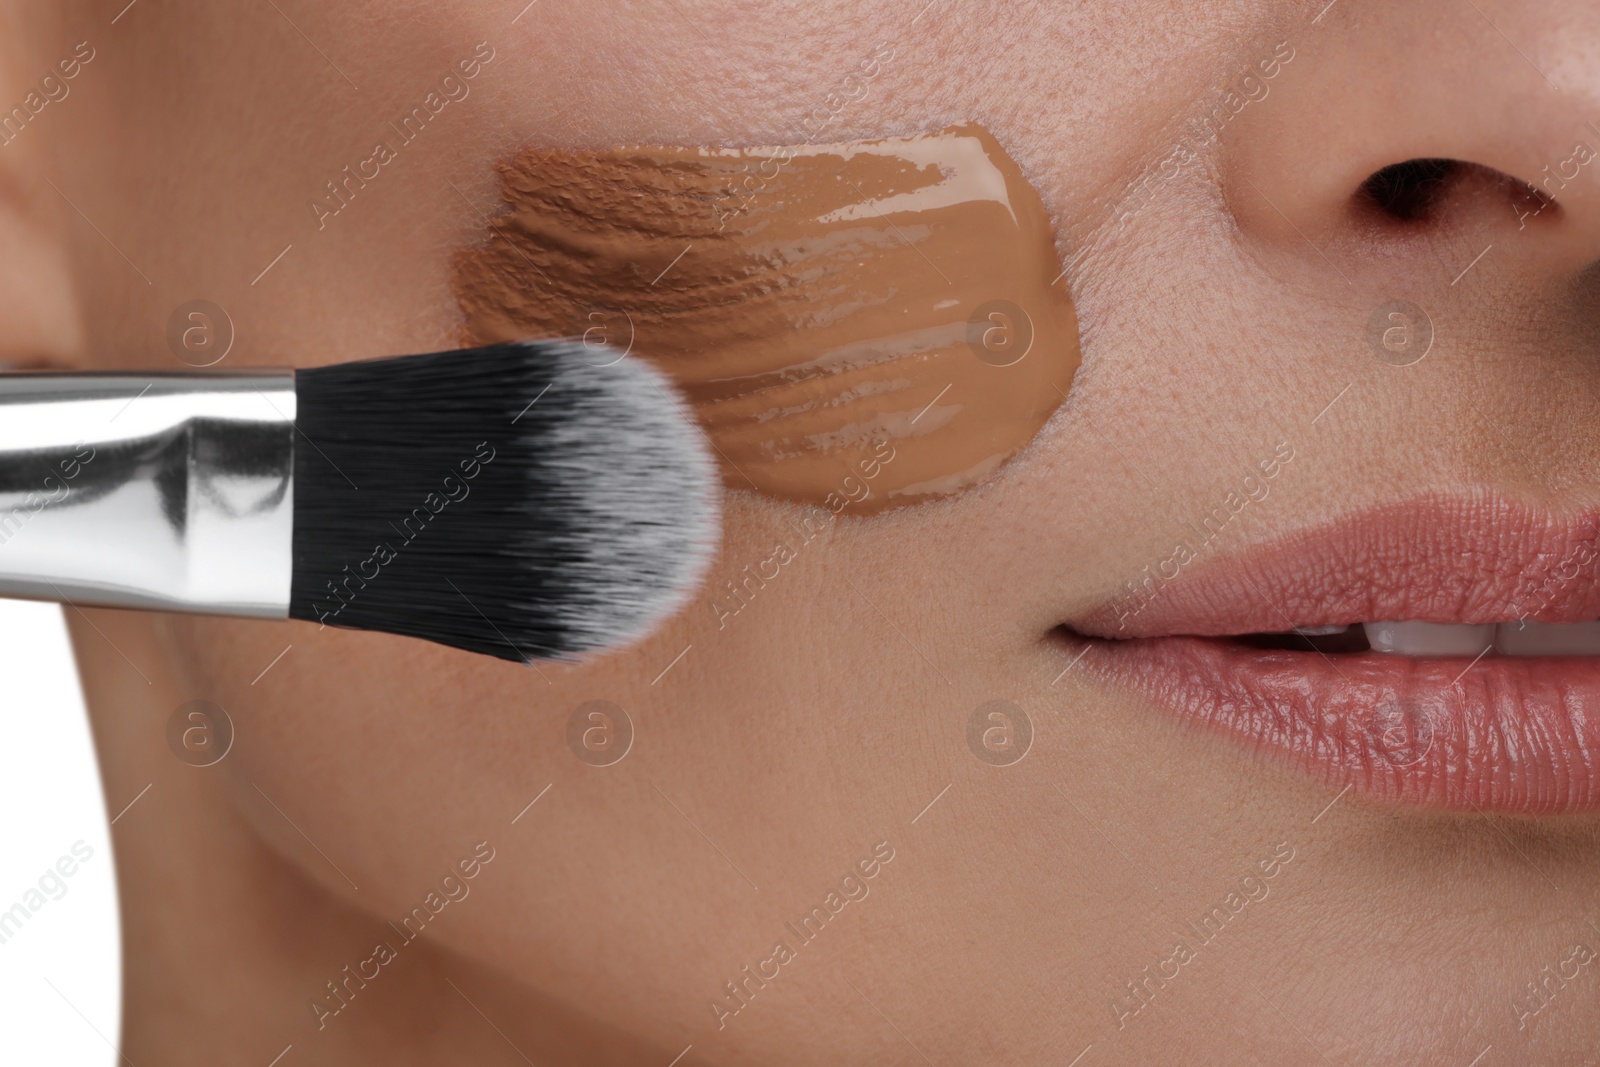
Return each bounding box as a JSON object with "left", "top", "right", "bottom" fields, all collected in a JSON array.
[{"left": 0, "top": 340, "right": 720, "bottom": 662}]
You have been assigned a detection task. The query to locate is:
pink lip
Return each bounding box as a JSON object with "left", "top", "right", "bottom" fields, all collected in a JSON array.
[{"left": 1066, "top": 494, "right": 1600, "bottom": 815}]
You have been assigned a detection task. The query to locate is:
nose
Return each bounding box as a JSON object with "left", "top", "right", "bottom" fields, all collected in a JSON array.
[{"left": 1224, "top": 1, "right": 1600, "bottom": 287}]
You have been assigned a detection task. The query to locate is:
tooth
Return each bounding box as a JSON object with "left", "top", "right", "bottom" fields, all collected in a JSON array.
[
  {"left": 1364, "top": 621, "right": 1495, "bottom": 656},
  {"left": 1293, "top": 625, "right": 1349, "bottom": 636},
  {"left": 1495, "top": 620, "right": 1600, "bottom": 657}
]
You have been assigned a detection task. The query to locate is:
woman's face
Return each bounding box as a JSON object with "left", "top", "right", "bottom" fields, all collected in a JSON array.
[{"left": 12, "top": 0, "right": 1600, "bottom": 1062}]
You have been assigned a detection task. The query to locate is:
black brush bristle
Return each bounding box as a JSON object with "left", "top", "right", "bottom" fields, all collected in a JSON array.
[{"left": 288, "top": 340, "right": 720, "bottom": 662}]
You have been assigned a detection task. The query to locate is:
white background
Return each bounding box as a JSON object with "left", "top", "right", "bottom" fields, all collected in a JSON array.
[{"left": 0, "top": 601, "right": 119, "bottom": 1065}]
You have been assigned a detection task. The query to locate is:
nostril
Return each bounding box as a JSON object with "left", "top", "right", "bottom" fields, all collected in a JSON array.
[
  {"left": 1357, "top": 158, "right": 1460, "bottom": 222},
  {"left": 1353, "top": 157, "right": 1558, "bottom": 229}
]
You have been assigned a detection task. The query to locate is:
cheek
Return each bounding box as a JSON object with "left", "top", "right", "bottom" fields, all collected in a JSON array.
[
  {"left": 66, "top": 0, "right": 1296, "bottom": 1051},
  {"left": 449, "top": 123, "right": 1078, "bottom": 518},
  {"left": 162, "top": 614, "right": 538, "bottom": 909},
  {"left": 156, "top": 482, "right": 942, "bottom": 1012}
]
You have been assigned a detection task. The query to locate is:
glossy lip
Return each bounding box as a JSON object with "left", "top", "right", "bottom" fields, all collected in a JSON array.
[{"left": 1064, "top": 494, "right": 1600, "bottom": 815}]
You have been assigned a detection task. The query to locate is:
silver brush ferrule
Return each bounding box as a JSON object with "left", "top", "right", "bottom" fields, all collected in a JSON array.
[{"left": 0, "top": 370, "right": 295, "bottom": 617}]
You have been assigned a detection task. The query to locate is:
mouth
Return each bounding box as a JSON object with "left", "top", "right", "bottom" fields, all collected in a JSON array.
[{"left": 1059, "top": 494, "right": 1600, "bottom": 816}]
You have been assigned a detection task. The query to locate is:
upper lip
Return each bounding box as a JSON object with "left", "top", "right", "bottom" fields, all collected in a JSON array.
[{"left": 1069, "top": 492, "right": 1600, "bottom": 640}]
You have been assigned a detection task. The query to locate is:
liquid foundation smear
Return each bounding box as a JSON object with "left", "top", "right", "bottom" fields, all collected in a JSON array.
[{"left": 453, "top": 122, "right": 1080, "bottom": 515}]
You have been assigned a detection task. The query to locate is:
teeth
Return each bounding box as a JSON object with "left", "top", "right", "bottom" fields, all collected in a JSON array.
[
  {"left": 1365, "top": 621, "right": 1495, "bottom": 656},
  {"left": 1363, "top": 620, "right": 1600, "bottom": 657},
  {"left": 1293, "top": 624, "right": 1350, "bottom": 636},
  {"left": 1494, "top": 620, "right": 1600, "bottom": 657}
]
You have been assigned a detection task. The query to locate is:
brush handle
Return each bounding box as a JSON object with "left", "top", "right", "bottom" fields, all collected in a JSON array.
[{"left": 0, "top": 370, "right": 295, "bottom": 617}]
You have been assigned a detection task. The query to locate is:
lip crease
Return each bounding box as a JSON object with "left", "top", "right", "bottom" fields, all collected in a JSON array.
[{"left": 1064, "top": 494, "right": 1600, "bottom": 815}]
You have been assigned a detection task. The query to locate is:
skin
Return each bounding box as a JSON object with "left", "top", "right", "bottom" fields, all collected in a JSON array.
[{"left": 3, "top": 0, "right": 1599, "bottom": 1063}]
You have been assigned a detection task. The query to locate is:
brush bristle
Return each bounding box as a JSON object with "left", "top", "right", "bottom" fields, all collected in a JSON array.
[{"left": 288, "top": 340, "right": 721, "bottom": 662}]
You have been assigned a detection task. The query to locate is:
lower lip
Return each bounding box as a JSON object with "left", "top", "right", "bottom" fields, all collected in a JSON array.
[{"left": 1075, "top": 635, "right": 1600, "bottom": 815}]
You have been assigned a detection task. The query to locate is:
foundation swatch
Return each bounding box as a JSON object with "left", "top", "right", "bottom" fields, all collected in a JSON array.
[{"left": 452, "top": 122, "right": 1080, "bottom": 515}]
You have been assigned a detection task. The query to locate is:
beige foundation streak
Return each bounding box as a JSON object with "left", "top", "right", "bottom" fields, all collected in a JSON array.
[{"left": 452, "top": 122, "right": 1081, "bottom": 515}]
